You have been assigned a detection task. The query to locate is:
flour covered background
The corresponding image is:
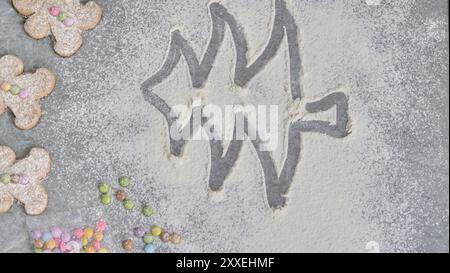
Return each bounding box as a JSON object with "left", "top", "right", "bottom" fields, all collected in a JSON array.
[{"left": 0, "top": 0, "right": 448, "bottom": 252}]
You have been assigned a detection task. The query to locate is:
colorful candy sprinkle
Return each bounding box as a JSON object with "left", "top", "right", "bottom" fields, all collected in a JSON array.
[
  {"left": 133, "top": 227, "right": 146, "bottom": 238},
  {"left": 34, "top": 248, "right": 43, "bottom": 253},
  {"left": 45, "top": 239, "right": 56, "bottom": 250},
  {"left": 144, "top": 244, "right": 156, "bottom": 253},
  {"left": 49, "top": 6, "right": 60, "bottom": 16},
  {"left": 85, "top": 245, "right": 95, "bottom": 253},
  {"left": 122, "top": 239, "right": 134, "bottom": 251},
  {"left": 160, "top": 232, "right": 171, "bottom": 243},
  {"left": 57, "top": 11, "right": 67, "bottom": 22},
  {"left": 143, "top": 233, "right": 154, "bottom": 244},
  {"left": 100, "top": 194, "right": 112, "bottom": 205},
  {"left": 64, "top": 17, "right": 76, "bottom": 27},
  {"left": 81, "top": 236, "right": 89, "bottom": 246},
  {"left": 92, "top": 240, "right": 101, "bottom": 251},
  {"left": 73, "top": 228, "right": 84, "bottom": 239},
  {"left": 11, "top": 174, "right": 20, "bottom": 184},
  {"left": 31, "top": 230, "right": 42, "bottom": 240},
  {"left": 0, "top": 174, "right": 11, "bottom": 185},
  {"left": 19, "top": 175, "right": 30, "bottom": 185},
  {"left": 42, "top": 232, "right": 53, "bottom": 242},
  {"left": 59, "top": 241, "right": 67, "bottom": 252},
  {"left": 142, "top": 205, "right": 154, "bottom": 217},
  {"left": 66, "top": 240, "right": 81, "bottom": 253},
  {"left": 98, "top": 183, "right": 110, "bottom": 194},
  {"left": 118, "top": 176, "right": 131, "bottom": 187},
  {"left": 34, "top": 239, "right": 44, "bottom": 249},
  {"left": 61, "top": 231, "right": 71, "bottom": 242},
  {"left": 170, "top": 233, "right": 182, "bottom": 244},
  {"left": 95, "top": 219, "right": 107, "bottom": 232},
  {"left": 98, "top": 247, "right": 108, "bottom": 253},
  {"left": 122, "top": 199, "right": 135, "bottom": 210},
  {"left": 151, "top": 226, "right": 162, "bottom": 237},
  {"left": 19, "top": 88, "right": 30, "bottom": 98},
  {"left": 10, "top": 84, "right": 21, "bottom": 95},
  {"left": 84, "top": 227, "right": 94, "bottom": 238},
  {"left": 1, "top": 81, "right": 11, "bottom": 92},
  {"left": 93, "top": 232, "right": 103, "bottom": 242},
  {"left": 50, "top": 226, "right": 62, "bottom": 238},
  {"left": 115, "top": 190, "right": 127, "bottom": 201}
]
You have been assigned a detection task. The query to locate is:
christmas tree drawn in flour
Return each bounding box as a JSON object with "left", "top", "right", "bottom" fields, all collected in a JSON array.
[{"left": 141, "top": 0, "right": 351, "bottom": 208}]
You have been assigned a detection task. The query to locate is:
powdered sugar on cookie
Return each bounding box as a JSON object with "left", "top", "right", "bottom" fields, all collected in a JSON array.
[
  {"left": 0, "top": 145, "right": 52, "bottom": 215},
  {"left": 0, "top": 55, "right": 56, "bottom": 130},
  {"left": 13, "top": 0, "right": 102, "bottom": 57}
]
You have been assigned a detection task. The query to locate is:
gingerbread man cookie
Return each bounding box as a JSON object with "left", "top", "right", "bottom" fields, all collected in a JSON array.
[
  {"left": 0, "top": 145, "right": 51, "bottom": 215},
  {"left": 0, "top": 55, "right": 56, "bottom": 130},
  {"left": 13, "top": 0, "right": 102, "bottom": 57}
]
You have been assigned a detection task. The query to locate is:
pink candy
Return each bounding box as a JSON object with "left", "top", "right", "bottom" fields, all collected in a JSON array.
[
  {"left": 95, "top": 219, "right": 107, "bottom": 232},
  {"left": 59, "top": 241, "right": 67, "bottom": 252},
  {"left": 64, "top": 17, "right": 76, "bottom": 27},
  {"left": 92, "top": 240, "right": 101, "bottom": 251},
  {"left": 54, "top": 238, "right": 61, "bottom": 247},
  {"left": 73, "top": 228, "right": 84, "bottom": 239},
  {"left": 19, "top": 88, "right": 29, "bottom": 98},
  {"left": 49, "top": 6, "right": 60, "bottom": 17}
]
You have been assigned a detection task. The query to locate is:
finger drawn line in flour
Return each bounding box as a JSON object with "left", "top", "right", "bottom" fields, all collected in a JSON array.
[{"left": 141, "top": 0, "right": 351, "bottom": 208}]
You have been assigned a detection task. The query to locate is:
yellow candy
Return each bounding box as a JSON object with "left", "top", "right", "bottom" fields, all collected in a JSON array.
[
  {"left": 85, "top": 245, "right": 95, "bottom": 253},
  {"left": 34, "top": 248, "right": 43, "bottom": 253},
  {"left": 45, "top": 239, "right": 56, "bottom": 250},
  {"left": 98, "top": 247, "right": 108, "bottom": 253},
  {"left": 151, "top": 226, "right": 162, "bottom": 236},
  {"left": 84, "top": 227, "right": 94, "bottom": 238},
  {"left": 1, "top": 81, "right": 11, "bottom": 92},
  {"left": 81, "top": 236, "right": 89, "bottom": 246},
  {"left": 93, "top": 232, "right": 103, "bottom": 242}
]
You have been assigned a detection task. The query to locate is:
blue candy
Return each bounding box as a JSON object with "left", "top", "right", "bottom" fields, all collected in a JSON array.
[
  {"left": 42, "top": 231, "right": 53, "bottom": 242},
  {"left": 144, "top": 244, "right": 156, "bottom": 253}
]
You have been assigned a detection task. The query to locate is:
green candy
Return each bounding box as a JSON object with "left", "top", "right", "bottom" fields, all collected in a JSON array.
[
  {"left": 57, "top": 11, "right": 67, "bottom": 22},
  {"left": 10, "top": 85, "right": 21, "bottom": 95},
  {"left": 0, "top": 174, "right": 11, "bottom": 185},
  {"left": 98, "top": 183, "right": 110, "bottom": 194},
  {"left": 122, "top": 199, "right": 134, "bottom": 210},
  {"left": 143, "top": 233, "right": 154, "bottom": 244},
  {"left": 100, "top": 194, "right": 112, "bottom": 205},
  {"left": 34, "top": 248, "right": 43, "bottom": 253},
  {"left": 142, "top": 205, "right": 154, "bottom": 217},
  {"left": 118, "top": 176, "right": 131, "bottom": 187}
]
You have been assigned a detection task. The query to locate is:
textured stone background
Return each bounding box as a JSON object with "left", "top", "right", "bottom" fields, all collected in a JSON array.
[{"left": 0, "top": 0, "right": 448, "bottom": 252}]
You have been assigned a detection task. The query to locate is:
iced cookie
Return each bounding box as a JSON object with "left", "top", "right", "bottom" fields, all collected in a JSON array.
[
  {"left": 0, "top": 145, "right": 52, "bottom": 215},
  {"left": 0, "top": 55, "right": 56, "bottom": 130},
  {"left": 13, "top": 0, "right": 102, "bottom": 57}
]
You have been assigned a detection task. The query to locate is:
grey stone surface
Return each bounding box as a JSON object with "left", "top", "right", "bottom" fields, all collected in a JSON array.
[{"left": 0, "top": 0, "right": 448, "bottom": 252}]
